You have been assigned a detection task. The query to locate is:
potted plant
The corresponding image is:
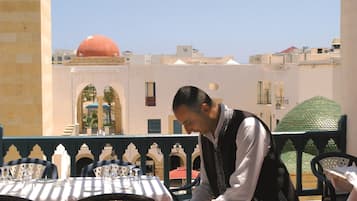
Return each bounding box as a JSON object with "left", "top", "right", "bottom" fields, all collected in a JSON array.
[
  {"left": 83, "top": 112, "right": 98, "bottom": 135},
  {"left": 104, "top": 122, "right": 112, "bottom": 135}
]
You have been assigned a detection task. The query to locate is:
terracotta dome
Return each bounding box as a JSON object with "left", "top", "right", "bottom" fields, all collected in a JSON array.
[{"left": 76, "top": 35, "right": 120, "bottom": 57}]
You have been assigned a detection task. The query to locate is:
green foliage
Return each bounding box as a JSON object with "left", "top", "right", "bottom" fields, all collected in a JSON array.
[
  {"left": 281, "top": 151, "right": 316, "bottom": 173},
  {"left": 304, "top": 139, "right": 319, "bottom": 156},
  {"left": 104, "top": 86, "right": 115, "bottom": 104},
  {"left": 281, "top": 139, "right": 295, "bottom": 153},
  {"left": 82, "top": 84, "right": 96, "bottom": 102},
  {"left": 83, "top": 111, "right": 98, "bottom": 128},
  {"left": 324, "top": 139, "right": 339, "bottom": 152}
]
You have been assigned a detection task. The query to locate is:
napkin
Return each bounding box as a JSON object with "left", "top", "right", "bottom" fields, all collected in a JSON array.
[{"left": 345, "top": 171, "right": 357, "bottom": 187}]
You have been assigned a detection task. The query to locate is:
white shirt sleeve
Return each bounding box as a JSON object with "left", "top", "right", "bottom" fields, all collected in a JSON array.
[
  {"left": 191, "top": 135, "right": 214, "bottom": 201},
  {"left": 214, "top": 117, "right": 271, "bottom": 201}
]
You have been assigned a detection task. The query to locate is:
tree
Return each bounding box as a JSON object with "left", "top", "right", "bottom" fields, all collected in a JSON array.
[
  {"left": 82, "top": 84, "right": 96, "bottom": 102},
  {"left": 104, "top": 86, "right": 114, "bottom": 125}
]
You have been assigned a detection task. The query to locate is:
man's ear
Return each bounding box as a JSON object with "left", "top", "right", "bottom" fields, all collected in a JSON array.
[{"left": 200, "top": 103, "right": 210, "bottom": 113}]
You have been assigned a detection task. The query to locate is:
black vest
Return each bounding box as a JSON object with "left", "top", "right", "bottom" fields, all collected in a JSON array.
[{"left": 201, "top": 110, "right": 299, "bottom": 201}]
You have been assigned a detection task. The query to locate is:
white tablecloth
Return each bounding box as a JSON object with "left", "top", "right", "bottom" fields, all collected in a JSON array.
[
  {"left": 325, "top": 165, "right": 357, "bottom": 192},
  {"left": 0, "top": 176, "right": 173, "bottom": 201}
]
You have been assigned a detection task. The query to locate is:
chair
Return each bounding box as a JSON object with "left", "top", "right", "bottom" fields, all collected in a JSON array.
[
  {"left": 0, "top": 195, "right": 32, "bottom": 201},
  {"left": 81, "top": 159, "right": 133, "bottom": 177},
  {"left": 5, "top": 158, "right": 58, "bottom": 179},
  {"left": 169, "top": 174, "right": 201, "bottom": 201},
  {"left": 77, "top": 193, "right": 155, "bottom": 201},
  {"left": 311, "top": 152, "right": 357, "bottom": 201}
]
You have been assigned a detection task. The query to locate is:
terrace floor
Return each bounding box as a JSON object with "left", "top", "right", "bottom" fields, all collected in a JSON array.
[{"left": 294, "top": 173, "right": 321, "bottom": 201}]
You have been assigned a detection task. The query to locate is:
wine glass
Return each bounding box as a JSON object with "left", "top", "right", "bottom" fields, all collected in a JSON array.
[
  {"left": 127, "top": 164, "right": 136, "bottom": 178},
  {"left": 110, "top": 164, "right": 118, "bottom": 178},
  {"left": 19, "top": 164, "right": 34, "bottom": 196},
  {"left": 132, "top": 167, "right": 141, "bottom": 183},
  {"left": 102, "top": 165, "right": 111, "bottom": 179},
  {"left": 0, "top": 167, "right": 7, "bottom": 182}
]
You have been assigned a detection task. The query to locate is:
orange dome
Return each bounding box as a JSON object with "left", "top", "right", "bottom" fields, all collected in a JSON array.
[{"left": 77, "top": 35, "right": 120, "bottom": 57}]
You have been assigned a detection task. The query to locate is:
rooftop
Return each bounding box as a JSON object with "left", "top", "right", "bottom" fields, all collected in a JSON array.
[{"left": 275, "top": 96, "right": 342, "bottom": 132}]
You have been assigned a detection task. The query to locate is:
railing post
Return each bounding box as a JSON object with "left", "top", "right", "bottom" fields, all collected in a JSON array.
[
  {"left": 185, "top": 145, "right": 195, "bottom": 195},
  {"left": 339, "top": 115, "right": 347, "bottom": 153},
  {"left": 161, "top": 145, "right": 171, "bottom": 188},
  {"left": 0, "top": 125, "right": 3, "bottom": 166}
]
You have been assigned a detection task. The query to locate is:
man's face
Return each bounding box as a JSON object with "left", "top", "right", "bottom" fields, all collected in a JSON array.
[{"left": 174, "top": 105, "right": 210, "bottom": 134}]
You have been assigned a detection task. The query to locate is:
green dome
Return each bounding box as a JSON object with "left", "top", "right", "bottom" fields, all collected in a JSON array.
[{"left": 275, "top": 96, "right": 341, "bottom": 132}]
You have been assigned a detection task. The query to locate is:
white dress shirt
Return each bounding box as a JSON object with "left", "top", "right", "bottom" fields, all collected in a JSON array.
[{"left": 191, "top": 104, "right": 271, "bottom": 201}]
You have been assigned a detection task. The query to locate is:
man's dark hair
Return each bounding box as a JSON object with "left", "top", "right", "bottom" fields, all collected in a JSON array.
[{"left": 172, "top": 86, "right": 212, "bottom": 112}]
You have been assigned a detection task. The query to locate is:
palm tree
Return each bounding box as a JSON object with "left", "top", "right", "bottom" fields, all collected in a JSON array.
[
  {"left": 82, "top": 84, "right": 96, "bottom": 102},
  {"left": 104, "top": 86, "right": 114, "bottom": 125}
]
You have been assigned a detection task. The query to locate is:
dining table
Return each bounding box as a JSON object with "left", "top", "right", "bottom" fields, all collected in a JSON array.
[
  {"left": 0, "top": 176, "right": 173, "bottom": 201},
  {"left": 325, "top": 165, "right": 357, "bottom": 201}
]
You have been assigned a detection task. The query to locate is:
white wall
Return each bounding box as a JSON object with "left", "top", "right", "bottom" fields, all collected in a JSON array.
[
  {"left": 52, "top": 66, "right": 73, "bottom": 135},
  {"left": 53, "top": 61, "right": 339, "bottom": 135},
  {"left": 52, "top": 65, "right": 129, "bottom": 134},
  {"left": 341, "top": 0, "right": 357, "bottom": 155},
  {"left": 297, "top": 65, "right": 335, "bottom": 103}
]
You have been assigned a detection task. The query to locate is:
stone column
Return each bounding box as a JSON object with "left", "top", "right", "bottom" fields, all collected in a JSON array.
[
  {"left": 0, "top": 0, "right": 53, "bottom": 136},
  {"left": 341, "top": 0, "right": 357, "bottom": 155},
  {"left": 77, "top": 94, "right": 83, "bottom": 133},
  {"left": 114, "top": 95, "right": 122, "bottom": 134},
  {"left": 97, "top": 96, "right": 104, "bottom": 131}
]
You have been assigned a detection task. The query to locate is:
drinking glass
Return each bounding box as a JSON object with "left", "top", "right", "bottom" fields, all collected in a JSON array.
[
  {"left": 102, "top": 165, "right": 111, "bottom": 179},
  {"left": 0, "top": 167, "right": 8, "bottom": 182},
  {"left": 110, "top": 164, "right": 118, "bottom": 178},
  {"left": 127, "top": 164, "right": 136, "bottom": 178},
  {"left": 132, "top": 167, "right": 141, "bottom": 183}
]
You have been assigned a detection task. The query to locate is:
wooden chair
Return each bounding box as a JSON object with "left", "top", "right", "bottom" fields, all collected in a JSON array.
[
  {"left": 77, "top": 193, "right": 155, "bottom": 201},
  {"left": 5, "top": 157, "right": 58, "bottom": 179},
  {"left": 311, "top": 152, "right": 357, "bottom": 201}
]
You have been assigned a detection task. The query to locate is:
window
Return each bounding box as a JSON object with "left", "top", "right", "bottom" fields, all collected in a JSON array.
[
  {"left": 333, "top": 44, "right": 340, "bottom": 49},
  {"left": 173, "top": 120, "right": 182, "bottom": 134},
  {"left": 145, "top": 82, "right": 156, "bottom": 106},
  {"left": 257, "top": 81, "right": 271, "bottom": 105},
  {"left": 257, "top": 81, "right": 263, "bottom": 104},
  {"left": 275, "top": 82, "right": 285, "bottom": 109},
  {"left": 148, "top": 119, "right": 161, "bottom": 133}
]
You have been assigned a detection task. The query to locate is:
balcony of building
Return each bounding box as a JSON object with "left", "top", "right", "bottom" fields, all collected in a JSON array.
[{"left": 0, "top": 115, "right": 347, "bottom": 201}]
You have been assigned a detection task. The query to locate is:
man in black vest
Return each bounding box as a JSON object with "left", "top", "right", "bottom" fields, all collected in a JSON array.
[{"left": 172, "top": 86, "right": 298, "bottom": 201}]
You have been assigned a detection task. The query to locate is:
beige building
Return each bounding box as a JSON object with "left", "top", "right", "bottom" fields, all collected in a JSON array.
[
  {"left": 2, "top": 0, "right": 357, "bottom": 179},
  {"left": 0, "top": 0, "right": 53, "bottom": 136},
  {"left": 51, "top": 34, "right": 342, "bottom": 137},
  {"left": 341, "top": 0, "right": 357, "bottom": 156},
  {"left": 0, "top": 0, "right": 344, "bottom": 138}
]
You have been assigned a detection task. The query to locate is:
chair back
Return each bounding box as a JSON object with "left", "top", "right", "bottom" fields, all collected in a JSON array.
[
  {"left": 77, "top": 193, "right": 155, "bottom": 201},
  {"left": 311, "top": 152, "right": 357, "bottom": 201},
  {"left": 5, "top": 158, "right": 58, "bottom": 179},
  {"left": 169, "top": 174, "right": 201, "bottom": 201},
  {"left": 0, "top": 195, "right": 32, "bottom": 201},
  {"left": 81, "top": 159, "right": 132, "bottom": 177}
]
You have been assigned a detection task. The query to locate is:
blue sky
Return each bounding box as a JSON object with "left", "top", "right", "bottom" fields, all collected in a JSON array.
[{"left": 52, "top": 0, "right": 340, "bottom": 63}]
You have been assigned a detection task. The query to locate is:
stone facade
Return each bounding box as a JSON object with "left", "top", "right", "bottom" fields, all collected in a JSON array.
[{"left": 0, "top": 0, "right": 53, "bottom": 136}]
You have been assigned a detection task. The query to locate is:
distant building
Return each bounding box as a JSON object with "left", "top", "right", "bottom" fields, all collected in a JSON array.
[
  {"left": 52, "top": 35, "right": 342, "bottom": 136},
  {"left": 249, "top": 38, "right": 340, "bottom": 65}
]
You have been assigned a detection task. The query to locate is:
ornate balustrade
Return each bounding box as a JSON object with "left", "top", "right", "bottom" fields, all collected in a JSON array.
[{"left": 0, "top": 115, "right": 347, "bottom": 199}]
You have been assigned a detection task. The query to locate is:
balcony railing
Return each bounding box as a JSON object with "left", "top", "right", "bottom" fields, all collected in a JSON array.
[
  {"left": 0, "top": 115, "right": 347, "bottom": 199},
  {"left": 145, "top": 96, "right": 156, "bottom": 106}
]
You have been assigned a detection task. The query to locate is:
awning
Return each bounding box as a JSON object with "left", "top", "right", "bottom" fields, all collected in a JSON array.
[
  {"left": 169, "top": 167, "right": 199, "bottom": 180},
  {"left": 85, "top": 102, "right": 110, "bottom": 110}
]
